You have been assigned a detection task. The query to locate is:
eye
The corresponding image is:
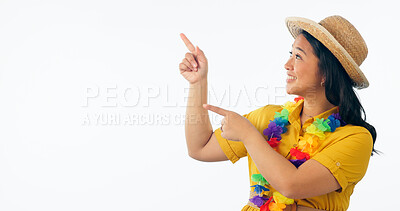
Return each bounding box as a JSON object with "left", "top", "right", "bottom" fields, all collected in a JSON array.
[{"left": 289, "top": 51, "right": 302, "bottom": 60}]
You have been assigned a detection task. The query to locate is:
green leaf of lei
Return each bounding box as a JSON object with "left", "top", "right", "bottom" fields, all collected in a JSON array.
[
  {"left": 274, "top": 108, "right": 289, "bottom": 121},
  {"left": 313, "top": 118, "right": 332, "bottom": 132},
  {"left": 251, "top": 174, "right": 270, "bottom": 186}
]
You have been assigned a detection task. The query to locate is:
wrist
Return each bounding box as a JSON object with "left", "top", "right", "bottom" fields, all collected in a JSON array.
[
  {"left": 189, "top": 77, "right": 208, "bottom": 87},
  {"left": 241, "top": 127, "right": 262, "bottom": 145}
]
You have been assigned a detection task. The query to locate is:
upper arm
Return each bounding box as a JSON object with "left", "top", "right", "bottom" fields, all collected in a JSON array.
[
  {"left": 286, "top": 159, "right": 340, "bottom": 199},
  {"left": 194, "top": 132, "right": 229, "bottom": 162},
  {"left": 191, "top": 105, "right": 270, "bottom": 163},
  {"left": 193, "top": 126, "right": 249, "bottom": 163}
]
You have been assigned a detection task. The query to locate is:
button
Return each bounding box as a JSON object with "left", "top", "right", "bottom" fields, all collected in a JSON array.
[{"left": 336, "top": 162, "right": 341, "bottom": 167}]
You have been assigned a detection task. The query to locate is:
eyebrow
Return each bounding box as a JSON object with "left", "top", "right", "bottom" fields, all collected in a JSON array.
[{"left": 291, "top": 44, "right": 307, "bottom": 56}]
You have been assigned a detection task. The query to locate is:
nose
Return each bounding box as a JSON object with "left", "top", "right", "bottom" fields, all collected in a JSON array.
[{"left": 284, "top": 57, "right": 294, "bottom": 71}]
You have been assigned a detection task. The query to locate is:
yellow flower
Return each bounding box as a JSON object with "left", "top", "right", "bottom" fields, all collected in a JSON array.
[
  {"left": 261, "top": 189, "right": 269, "bottom": 196},
  {"left": 273, "top": 192, "right": 294, "bottom": 205},
  {"left": 281, "top": 101, "right": 296, "bottom": 113},
  {"left": 305, "top": 124, "right": 326, "bottom": 140},
  {"left": 299, "top": 134, "right": 319, "bottom": 153}
]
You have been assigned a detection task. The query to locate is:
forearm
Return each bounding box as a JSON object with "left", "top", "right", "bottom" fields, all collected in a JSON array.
[
  {"left": 185, "top": 79, "right": 213, "bottom": 156},
  {"left": 242, "top": 132, "right": 298, "bottom": 196}
]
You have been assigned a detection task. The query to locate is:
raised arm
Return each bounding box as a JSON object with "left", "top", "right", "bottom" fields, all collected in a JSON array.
[{"left": 179, "top": 33, "right": 228, "bottom": 162}]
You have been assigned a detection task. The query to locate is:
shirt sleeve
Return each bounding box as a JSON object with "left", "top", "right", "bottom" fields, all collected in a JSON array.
[
  {"left": 214, "top": 105, "right": 270, "bottom": 164},
  {"left": 214, "top": 117, "right": 248, "bottom": 164},
  {"left": 311, "top": 126, "right": 373, "bottom": 191}
]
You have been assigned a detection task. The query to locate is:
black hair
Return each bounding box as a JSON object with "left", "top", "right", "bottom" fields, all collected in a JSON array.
[{"left": 300, "top": 30, "right": 378, "bottom": 155}]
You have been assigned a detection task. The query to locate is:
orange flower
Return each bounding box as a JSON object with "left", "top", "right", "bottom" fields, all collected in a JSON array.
[
  {"left": 269, "top": 201, "right": 286, "bottom": 211},
  {"left": 298, "top": 134, "right": 319, "bottom": 153}
]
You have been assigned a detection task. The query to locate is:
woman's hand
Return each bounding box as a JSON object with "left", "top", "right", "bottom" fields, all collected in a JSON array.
[
  {"left": 203, "top": 104, "right": 259, "bottom": 142},
  {"left": 179, "top": 33, "right": 208, "bottom": 84}
]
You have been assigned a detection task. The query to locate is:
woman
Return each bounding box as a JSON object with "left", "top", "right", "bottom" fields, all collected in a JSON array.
[{"left": 179, "top": 15, "right": 376, "bottom": 211}]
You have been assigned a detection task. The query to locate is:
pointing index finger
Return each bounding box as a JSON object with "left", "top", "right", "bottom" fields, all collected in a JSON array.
[
  {"left": 180, "top": 33, "right": 196, "bottom": 54},
  {"left": 203, "top": 104, "right": 228, "bottom": 116}
]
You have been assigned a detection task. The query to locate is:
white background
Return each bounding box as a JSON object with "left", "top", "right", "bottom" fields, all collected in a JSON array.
[{"left": 0, "top": 0, "right": 398, "bottom": 210}]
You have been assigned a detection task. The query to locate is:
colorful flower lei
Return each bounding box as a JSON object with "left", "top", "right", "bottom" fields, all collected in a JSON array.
[{"left": 249, "top": 97, "right": 346, "bottom": 211}]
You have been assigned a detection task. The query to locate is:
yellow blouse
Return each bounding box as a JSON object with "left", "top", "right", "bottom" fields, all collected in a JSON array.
[{"left": 214, "top": 101, "right": 373, "bottom": 211}]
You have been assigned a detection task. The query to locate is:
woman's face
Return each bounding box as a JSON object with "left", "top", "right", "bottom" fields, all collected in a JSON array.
[{"left": 284, "top": 34, "right": 324, "bottom": 97}]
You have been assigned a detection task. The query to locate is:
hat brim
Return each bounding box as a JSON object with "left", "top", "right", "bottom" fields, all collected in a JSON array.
[{"left": 285, "top": 17, "right": 369, "bottom": 89}]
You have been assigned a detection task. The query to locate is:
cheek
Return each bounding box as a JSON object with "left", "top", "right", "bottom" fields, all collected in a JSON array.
[
  {"left": 293, "top": 65, "right": 307, "bottom": 80},
  {"left": 295, "top": 64, "right": 320, "bottom": 83}
]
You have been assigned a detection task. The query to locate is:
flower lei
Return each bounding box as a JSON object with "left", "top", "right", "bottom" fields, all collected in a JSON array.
[{"left": 249, "top": 97, "right": 346, "bottom": 211}]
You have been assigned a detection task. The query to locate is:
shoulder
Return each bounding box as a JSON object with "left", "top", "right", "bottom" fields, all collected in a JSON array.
[
  {"left": 332, "top": 125, "right": 373, "bottom": 143},
  {"left": 323, "top": 124, "right": 373, "bottom": 155},
  {"left": 243, "top": 104, "right": 282, "bottom": 127}
]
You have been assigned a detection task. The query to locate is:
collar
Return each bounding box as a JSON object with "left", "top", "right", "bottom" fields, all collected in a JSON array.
[{"left": 288, "top": 100, "right": 339, "bottom": 131}]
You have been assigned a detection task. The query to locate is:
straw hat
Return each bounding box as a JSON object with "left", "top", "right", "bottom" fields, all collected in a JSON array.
[{"left": 285, "top": 15, "right": 369, "bottom": 89}]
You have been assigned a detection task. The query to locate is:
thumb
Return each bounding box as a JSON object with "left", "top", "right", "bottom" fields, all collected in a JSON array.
[
  {"left": 196, "top": 46, "right": 207, "bottom": 63},
  {"left": 203, "top": 104, "right": 228, "bottom": 116}
]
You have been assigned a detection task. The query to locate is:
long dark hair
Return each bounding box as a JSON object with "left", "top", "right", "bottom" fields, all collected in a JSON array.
[{"left": 300, "top": 30, "right": 378, "bottom": 155}]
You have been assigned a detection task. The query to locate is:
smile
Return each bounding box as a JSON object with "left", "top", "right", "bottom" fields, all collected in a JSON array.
[{"left": 287, "top": 76, "right": 297, "bottom": 80}]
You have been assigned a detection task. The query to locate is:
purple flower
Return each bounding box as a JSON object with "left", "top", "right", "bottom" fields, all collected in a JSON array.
[
  {"left": 272, "top": 117, "right": 289, "bottom": 133},
  {"left": 263, "top": 122, "right": 283, "bottom": 140},
  {"left": 331, "top": 113, "right": 347, "bottom": 126},
  {"left": 249, "top": 195, "right": 270, "bottom": 207},
  {"left": 289, "top": 158, "right": 307, "bottom": 168}
]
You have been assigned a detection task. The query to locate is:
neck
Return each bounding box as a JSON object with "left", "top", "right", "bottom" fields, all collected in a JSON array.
[{"left": 301, "top": 95, "right": 335, "bottom": 124}]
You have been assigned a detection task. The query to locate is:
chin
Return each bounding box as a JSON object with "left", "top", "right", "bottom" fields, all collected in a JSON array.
[
  {"left": 286, "top": 82, "right": 306, "bottom": 96},
  {"left": 286, "top": 85, "right": 298, "bottom": 95}
]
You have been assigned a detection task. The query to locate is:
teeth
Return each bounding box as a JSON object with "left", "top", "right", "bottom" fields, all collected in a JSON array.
[{"left": 287, "top": 76, "right": 297, "bottom": 80}]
